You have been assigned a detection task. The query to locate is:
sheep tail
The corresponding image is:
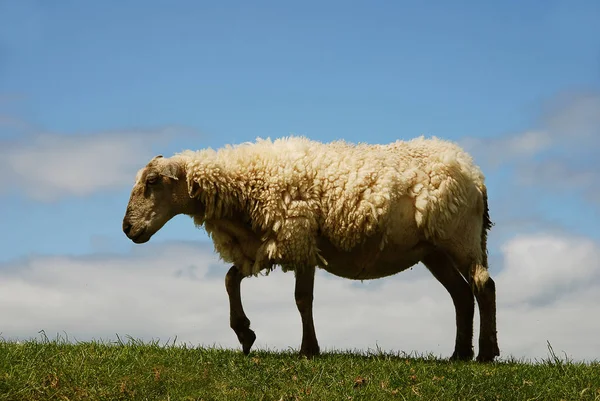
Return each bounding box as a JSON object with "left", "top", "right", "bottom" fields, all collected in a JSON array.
[{"left": 472, "top": 185, "right": 494, "bottom": 292}]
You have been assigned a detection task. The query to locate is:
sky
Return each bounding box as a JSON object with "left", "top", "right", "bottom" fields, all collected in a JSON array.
[{"left": 1, "top": 0, "right": 599, "bottom": 362}]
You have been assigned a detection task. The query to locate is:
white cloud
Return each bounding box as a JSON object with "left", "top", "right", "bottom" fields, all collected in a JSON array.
[
  {"left": 466, "top": 91, "right": 600, "bottom": 161},
  {"left": 516, "top": 157, "right": 600, "bottom": 202},
  {"left": 1, "top": 234, "right": 599, "bottom": 362},
  {"left": 463, "top": 91, "right": 600, "bottom": 210},
  {"left": 464, "top": 91, "right": 600, "bottom": 166},
  {"left": 461, "top": 130, "right": 552, "bottom": 168},
  {"left": 497, "top": 234, "right": 600, "bottom": 306},
  {"left": 493, "top": 233, "right": 600, "bottom": 361},
  {"left": 0, "top": 127, "right": 192, "bottom": 201},
  {"left": 542, "top": 91, "right": 600, "bottom": 143}
]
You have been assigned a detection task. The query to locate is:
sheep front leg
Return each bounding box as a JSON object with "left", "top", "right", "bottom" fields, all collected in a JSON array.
[
  {"left": 225, "top": 265, "right": 256, "bottom": 355},
  {"left": 295, "top": 265, "right": 320, "bottom": 357}
]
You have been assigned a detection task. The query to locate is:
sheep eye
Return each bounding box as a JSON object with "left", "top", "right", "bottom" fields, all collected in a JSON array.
[{"left": 146, "top": 174, "right": 159, "bottom": 185}]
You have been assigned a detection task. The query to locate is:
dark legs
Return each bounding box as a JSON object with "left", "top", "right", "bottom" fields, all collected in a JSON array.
[
  {"left": 295, "top": 265, "right": 320, "bottom": 357},
  {"left": 225, "top": 264, "right": 319, "bottom": 357},
  {"left": 224, "top": 258, "right": 496, "bottom": 361},
  {"left": 225, "top": 265, "right": 256, "bottom": 355},
  {"left": 423, "top": 251, "right": 475, "bottom": 361},
  {"left": 473, "top": 277, "right": 500, "bottom": 362}
]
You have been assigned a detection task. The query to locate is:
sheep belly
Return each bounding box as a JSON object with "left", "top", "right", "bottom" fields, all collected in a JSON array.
[
  {"left": 316, "top": 235, "right": 431, "bottom": 280},
  {"left": 315, "top": 196, "right": 431, "bottom": 280}
]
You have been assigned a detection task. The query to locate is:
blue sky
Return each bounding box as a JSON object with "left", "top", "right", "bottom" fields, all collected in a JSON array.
[{"left": 1, "top": 0, "right": 599, "bottom": 361}]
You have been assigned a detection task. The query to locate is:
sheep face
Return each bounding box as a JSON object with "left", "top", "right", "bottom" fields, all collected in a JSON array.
[{"left": 122, "top": 155, "right": 189, "bottom": 244}]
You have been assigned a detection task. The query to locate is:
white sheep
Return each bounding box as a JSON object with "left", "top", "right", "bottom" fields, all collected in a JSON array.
[{"left": 122, "top": 136, "right": 499, "bottom": 362}]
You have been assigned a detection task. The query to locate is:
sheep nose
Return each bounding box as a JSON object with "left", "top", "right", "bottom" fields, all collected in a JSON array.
[{"left": 123, "top": 220, "right": 132, "bottom": 235}]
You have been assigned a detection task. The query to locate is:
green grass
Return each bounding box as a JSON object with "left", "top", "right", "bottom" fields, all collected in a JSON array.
[{"left": 1, "top": 336, "right": 599, "bottom": 401}]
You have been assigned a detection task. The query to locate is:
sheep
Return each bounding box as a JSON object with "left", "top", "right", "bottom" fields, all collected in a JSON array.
[{"left": 122, "top": 135, "right": 499, "bottom": 362}]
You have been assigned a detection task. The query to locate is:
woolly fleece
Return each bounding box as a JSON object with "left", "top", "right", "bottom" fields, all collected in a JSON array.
[{"left": 176, "top": 136, "right": 486, "bottom": 276}]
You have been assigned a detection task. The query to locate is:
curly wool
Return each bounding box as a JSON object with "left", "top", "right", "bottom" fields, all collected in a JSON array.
[{"left": 177, "top": 136, "right": 486, "bottom": 276}]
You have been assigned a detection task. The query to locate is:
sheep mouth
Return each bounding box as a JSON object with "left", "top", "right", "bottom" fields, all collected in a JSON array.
[{"left": 129, "top": 228, "right": 148, "bottom": 244}]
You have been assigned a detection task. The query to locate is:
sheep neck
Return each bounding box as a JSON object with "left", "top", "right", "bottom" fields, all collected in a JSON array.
[{"left": 181, "top": 152, "right": 250, "bottom": 224}]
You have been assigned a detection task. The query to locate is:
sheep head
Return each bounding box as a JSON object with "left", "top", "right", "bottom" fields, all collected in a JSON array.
[{"left": 122, "top": 155, "right": 195, "bottom": 243}]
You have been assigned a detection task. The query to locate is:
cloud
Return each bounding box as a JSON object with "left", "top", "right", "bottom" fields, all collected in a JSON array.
[
  {"left": 463, "top": 91, "right": 600, "bottom": 209},
  {"left": 1, "top": 234, "right": 599, "bottom": 362},
  {"left": 541, "top": 91, "right": 600, "bottom": 144},
  {"left": 464, "top": 91, "right": 600, "bottom": 164},
  {"left": 0, "top": 93, "right": 30, "bottom": 138},
  {"left": 495, "top": 234, "right": 600, "bottom": 360},
  {"left": 516, "top": 157, "right": 600, "bottom": 201},
  {"left": 461, "top": 130, "right": 553, "bottom": 168},
  {"left": 496, "top": 234, "right": 600, "bottom": 307},
  {"left": 0, "top": 127, "right": 194, "bottom": 201}
]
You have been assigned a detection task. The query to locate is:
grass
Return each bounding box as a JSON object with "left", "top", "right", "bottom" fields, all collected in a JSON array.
[{"left": 1, "top": 335, "right": 599, "bottom": 401}]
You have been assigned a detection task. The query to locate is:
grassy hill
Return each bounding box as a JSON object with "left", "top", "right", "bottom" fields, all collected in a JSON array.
[{"left": 1, "top": 337, "right": 598, "bottom": 400}]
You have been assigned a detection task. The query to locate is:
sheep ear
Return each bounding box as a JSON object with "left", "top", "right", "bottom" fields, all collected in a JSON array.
[
  {"left": 159, "top": 161, "right": 179, "bottom": 181},
  {"left": 151, "top": 154, "right": 164, "bottom": 161}
]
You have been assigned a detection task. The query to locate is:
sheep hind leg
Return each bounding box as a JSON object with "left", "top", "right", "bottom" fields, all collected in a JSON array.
[
  {"left": 225, "top": 265, "right": 256, "bottom": 355},
  {"left": 453, "top": 257, "right": 499, "bottom": 362},
  {"left": 473, "top": 275, "right": 499, "bottom": 362},
  {"left": 423, "top": 251, "right": 475, "bottom": 361},
  {"left": 295, "top": 265, "right": 320, "bottom": 358}
]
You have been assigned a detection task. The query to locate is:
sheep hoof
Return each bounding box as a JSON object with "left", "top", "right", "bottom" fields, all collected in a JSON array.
[
  {"left": 450, "top": 349, "right": 474, "bottom": 361},
  {"left": 476, "top": 354, "right": 496, "bottom": 363},
  {"left": 299, "top": 343, "right": 320, "bottom": 358},
  {"left": 476, "top": 339, "right": 500, "bottom": 362},
  {"left": 476, "top": 346, "right": 500, "bottom": 363},
  {"left": 239, "top": 329, "right": 256, "bottom": 355}
]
